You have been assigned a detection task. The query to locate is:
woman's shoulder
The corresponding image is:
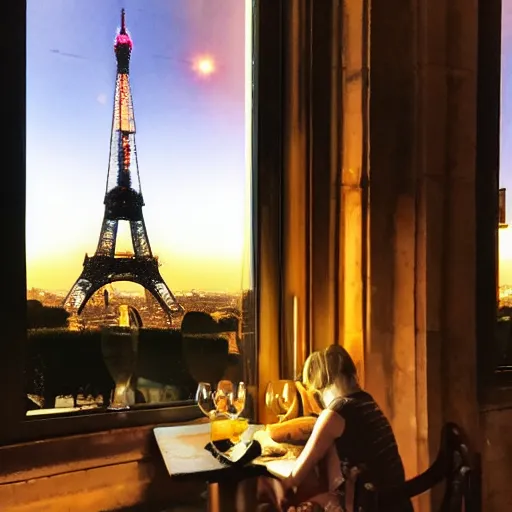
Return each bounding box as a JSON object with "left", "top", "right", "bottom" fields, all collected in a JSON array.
[{"left": 327, "top": 390, "right": 375, "bottom": 415}]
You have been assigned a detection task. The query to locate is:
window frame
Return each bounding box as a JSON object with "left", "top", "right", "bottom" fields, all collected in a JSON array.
[{"left": 1, "top": 0, "right": 284, "bottom": 445}]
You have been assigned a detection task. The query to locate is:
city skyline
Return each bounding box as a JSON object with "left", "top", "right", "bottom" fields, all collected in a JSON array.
[{"left": 26, "top": 1, "right": 251, "bottom": 295}]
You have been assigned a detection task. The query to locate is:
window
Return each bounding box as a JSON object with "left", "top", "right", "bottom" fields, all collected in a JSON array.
[
  {"left": 498, "top": 0, "right": 512, "bottom": 370},
  {"left": 3, "top": 0, "right": 366, "bottom": 443},
  {"left": 476, "top": 0, "right": 512, "bottom": 387},
  {"left": 23, "top": 0, "right": 257, "bottom": 422}
]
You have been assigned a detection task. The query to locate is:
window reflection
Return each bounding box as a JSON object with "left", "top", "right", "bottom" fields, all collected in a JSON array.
[{"left": 25, "top": 0, "right": 254, "bottom": 415}]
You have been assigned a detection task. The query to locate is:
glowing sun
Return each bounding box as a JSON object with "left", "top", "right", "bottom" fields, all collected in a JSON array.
[{"left": 193, "top": 56, "right": 216, "bottom": 77}]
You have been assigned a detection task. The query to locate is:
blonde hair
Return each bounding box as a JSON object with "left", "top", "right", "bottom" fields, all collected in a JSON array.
[{"left": 302, "top": 344, "right": 358, "bottom": 392}]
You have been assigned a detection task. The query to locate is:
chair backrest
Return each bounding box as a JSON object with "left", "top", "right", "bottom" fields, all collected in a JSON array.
[
  {"left": 357, "top": 422, "right": 474, "bottom": 512},
  {"left": 438, "top": 424, "right": 475, "bottom": 512}
]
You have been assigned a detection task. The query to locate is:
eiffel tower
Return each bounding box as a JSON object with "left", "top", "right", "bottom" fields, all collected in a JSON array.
[{"left": 64, "top": 9, "right": 183, "bottom": 317}]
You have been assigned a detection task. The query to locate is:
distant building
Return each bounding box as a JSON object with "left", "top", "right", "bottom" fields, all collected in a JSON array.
[
  {"left": 499, "top": 188, "right": 508, "bottom": 228},
  {"left": 499, "top": 188, "right": 510, "bottom": 304}
]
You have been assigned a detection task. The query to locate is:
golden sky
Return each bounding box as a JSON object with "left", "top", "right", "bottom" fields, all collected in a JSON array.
[
  {"left": 26, "top": 226, "right": 251, "bottom": 293},
  {"left": 500, "top": 227, "right": 512, "bottom": 286}
]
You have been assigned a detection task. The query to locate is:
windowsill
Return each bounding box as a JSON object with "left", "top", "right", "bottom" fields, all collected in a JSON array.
[
  {"left": 0, "top": 414, "right": 208, "bottom": 484},
  {"left": 25, "top": 399, "right": 196, "bottom": 418},
  {"left": 13, "top": 402, "right": 203, "bottom": 443},
  {"left": 26, "top": 405, "right": 99, "bottom": 416}
]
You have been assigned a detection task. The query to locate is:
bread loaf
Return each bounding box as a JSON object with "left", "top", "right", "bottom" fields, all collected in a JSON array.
[{"left": 266, "top": 416, "right": 317, "bottom": 444}]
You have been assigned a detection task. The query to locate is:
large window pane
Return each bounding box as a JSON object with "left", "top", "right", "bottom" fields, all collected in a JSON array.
[
  {"left": 25, "top": 0, "right": 255, "bottom": 416},
  {"left": 499, "top": 0, "right": 512, "bottom": 368}
]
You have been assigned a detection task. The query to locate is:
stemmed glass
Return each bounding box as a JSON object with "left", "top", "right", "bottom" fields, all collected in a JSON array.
[
  {"left": 216, "top": 380, "right": 246, "bottom": 419},
  {"left": 196, "top": 380, "right": 248, "bottom": 448},
  {"left": 195, "top": 382, "right": 216, "bottom": 418},
  {"left": 214, "top": 380, "right": 248, "bottom": 447},
  {"left": 195, "top": 380, "right": 247, "bottom": 419},
  {"left": 231, "top": 381, "right": 247, "bottom": 418},
  {"left": 228, "top": 381, "right": 246, "bottom": 419},
  {"left": 265, "top": 379, "right": 297, "bottom": 421}
]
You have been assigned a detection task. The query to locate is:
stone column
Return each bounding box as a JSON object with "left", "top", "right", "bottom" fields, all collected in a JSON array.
[{"left": 367, "top": 0, "right": 480, "bottom": 510}]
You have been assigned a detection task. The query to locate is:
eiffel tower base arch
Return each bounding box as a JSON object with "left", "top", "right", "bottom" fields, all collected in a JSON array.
[{"left": 63, "top": 255, "right": 183, "bottom": 317}]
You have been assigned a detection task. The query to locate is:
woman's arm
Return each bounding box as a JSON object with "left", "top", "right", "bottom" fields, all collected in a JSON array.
[{"left": 287, "top": 409, "right": 345, "bottom": 488}]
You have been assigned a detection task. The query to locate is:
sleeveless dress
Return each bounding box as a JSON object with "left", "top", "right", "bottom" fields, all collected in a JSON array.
[{"left": 328, "top": 391, "right": 414, "bottom": 512}]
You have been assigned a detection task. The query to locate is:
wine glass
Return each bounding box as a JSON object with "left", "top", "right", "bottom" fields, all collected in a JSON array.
[
  {"left": 195, "top": 382, "right": 215, "bottom": 418},
  {"left": 228, "top": 381, "right": 246, "bottom": 419},
  {"left": 211, "top": 380, "right": 248, "bottom": 448},
  {"left": 214, "top": 380, "right": 233, "bottom": 415},
  {"left": 215, "top": 380, "right": 246, "bottom": 419},
  {"left": 265, "top": 379, "right": 297, "bottom": 421}
]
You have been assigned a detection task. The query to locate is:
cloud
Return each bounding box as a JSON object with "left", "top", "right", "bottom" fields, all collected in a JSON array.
[{"left": 96, "top": 93, "right": 107, "bottom": 105}]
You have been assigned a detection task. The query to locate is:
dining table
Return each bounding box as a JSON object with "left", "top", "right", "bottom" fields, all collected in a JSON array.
[{"left": 154, "top": 422, "right": 297, "bottom": 512}]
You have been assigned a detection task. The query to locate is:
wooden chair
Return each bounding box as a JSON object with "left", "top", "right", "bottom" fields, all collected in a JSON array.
[{"left": 355, "top": 422, "right": 476, "bottom": 511}]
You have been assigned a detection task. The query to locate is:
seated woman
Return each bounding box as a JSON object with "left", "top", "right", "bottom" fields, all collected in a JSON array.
[{"left": 251, "top": 345, "right": 413, "bottom": 512}]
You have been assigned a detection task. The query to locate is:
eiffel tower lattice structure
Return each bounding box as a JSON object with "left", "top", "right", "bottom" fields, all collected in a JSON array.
[{"left": 64, "top": 9, "right": 183, "bottom": 317}]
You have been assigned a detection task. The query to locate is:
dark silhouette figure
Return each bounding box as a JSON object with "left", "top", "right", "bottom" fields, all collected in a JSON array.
[{"left": 27, "top": 300, "right": 70, "bottom": 329}]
